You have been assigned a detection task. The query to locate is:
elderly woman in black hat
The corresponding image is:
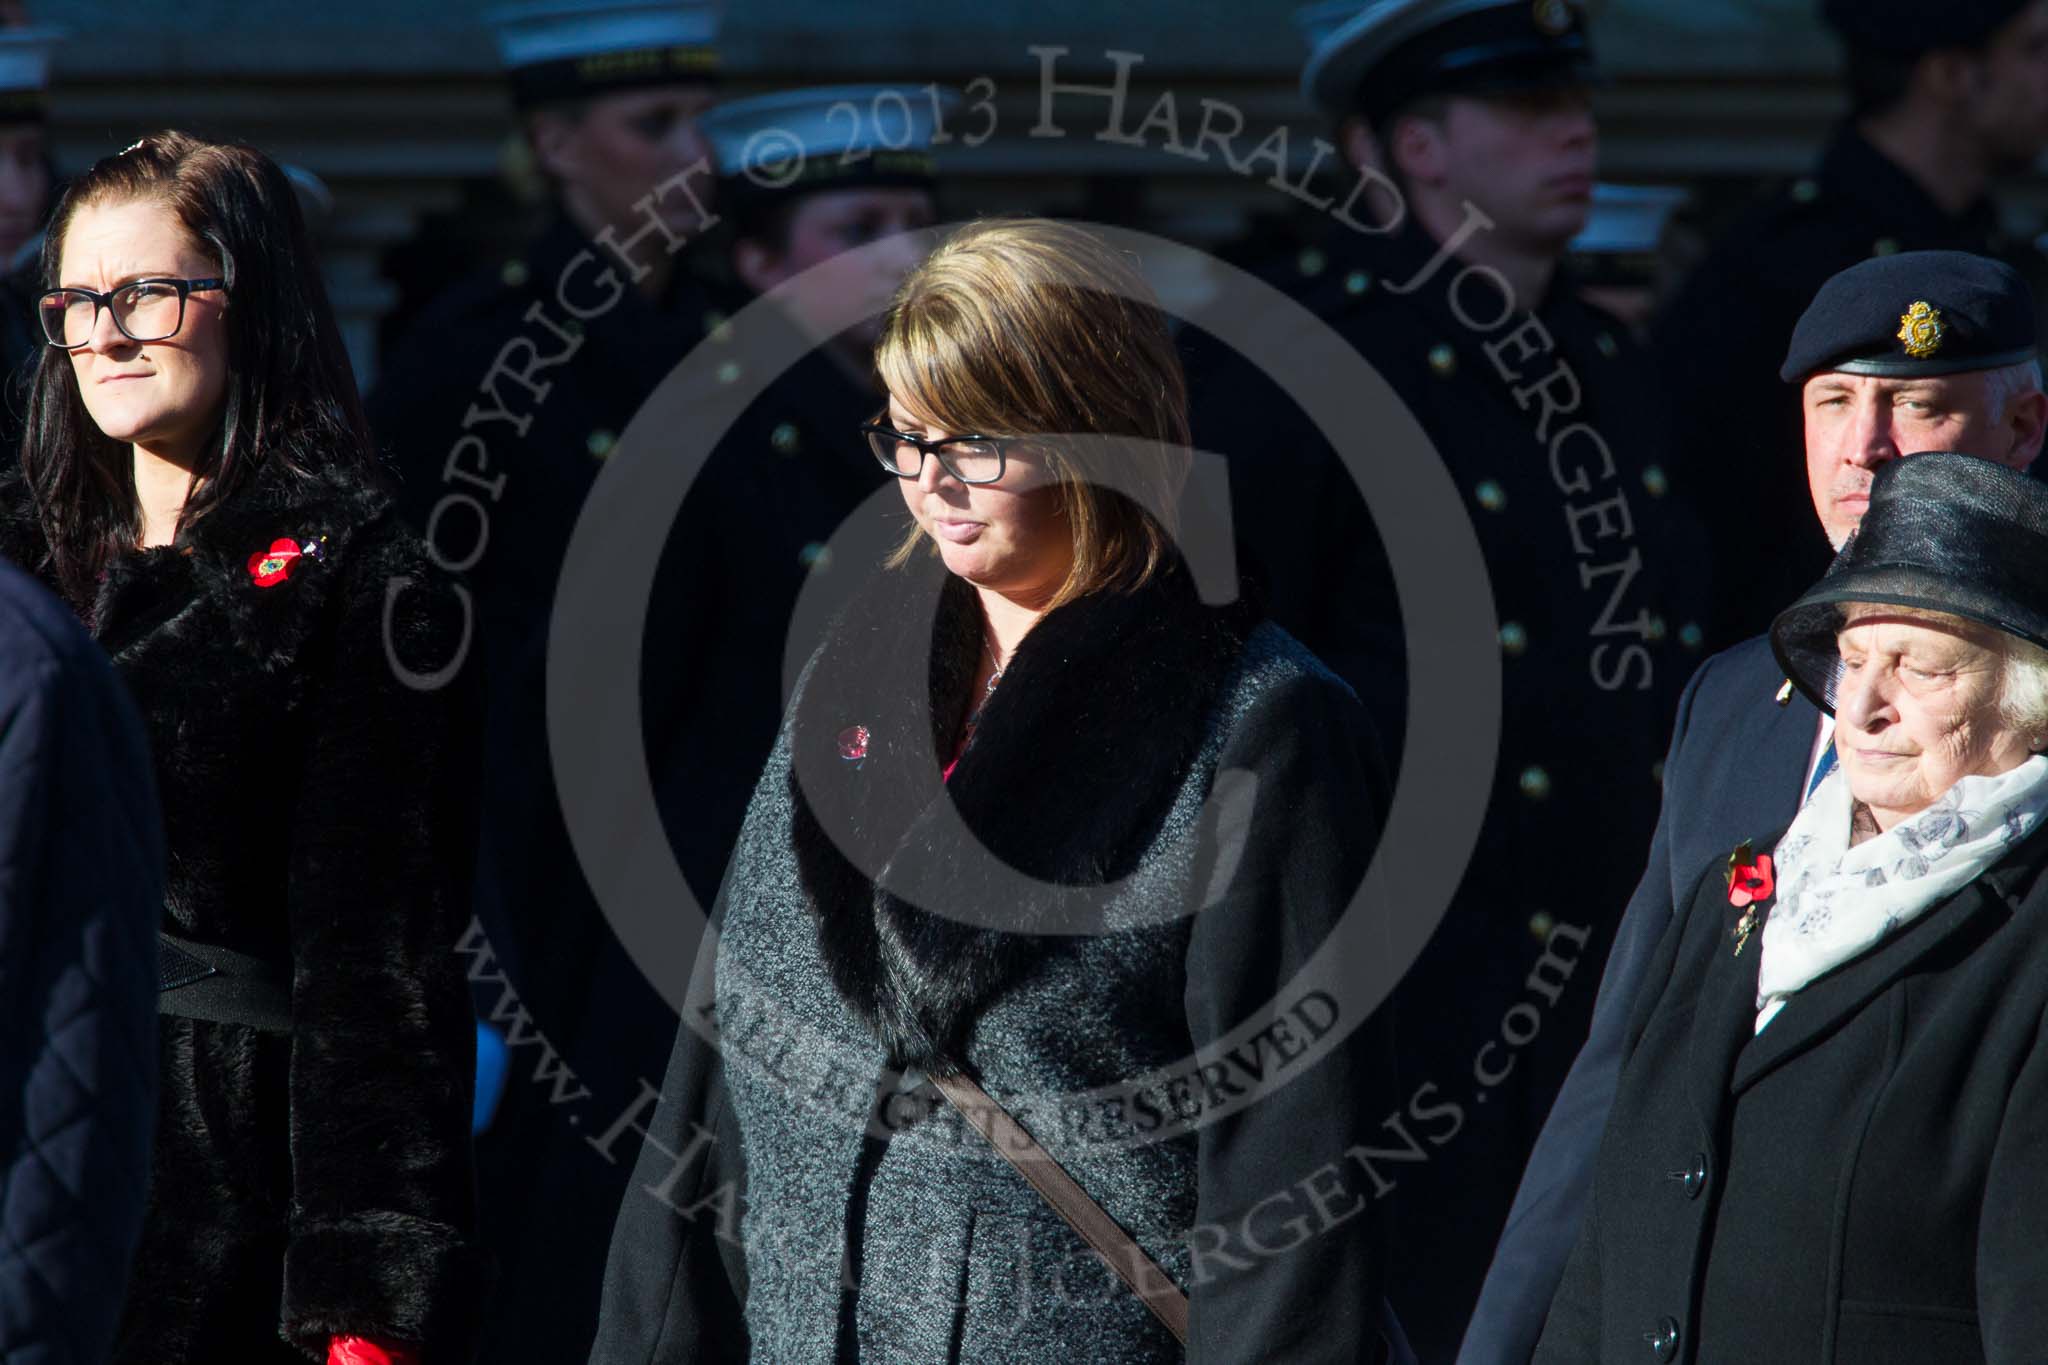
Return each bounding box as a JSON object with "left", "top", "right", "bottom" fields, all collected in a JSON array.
[{"left": 1536, "top": 450, "right": 2048, "bottom": 1364}]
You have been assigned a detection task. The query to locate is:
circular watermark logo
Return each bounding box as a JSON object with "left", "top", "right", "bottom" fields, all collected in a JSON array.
[{"left": 546, "top": 222, "right": 1499, "bottom": 1143}]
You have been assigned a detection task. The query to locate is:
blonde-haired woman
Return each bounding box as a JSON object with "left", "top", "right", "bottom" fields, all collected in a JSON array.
[{"left": 593, "top": 218, "right": 1400, "bottom": 1364}]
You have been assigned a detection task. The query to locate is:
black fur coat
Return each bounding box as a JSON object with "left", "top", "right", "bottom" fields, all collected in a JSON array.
[{"left": 0, "top": 455, "right": 486, "bottom": 1363}]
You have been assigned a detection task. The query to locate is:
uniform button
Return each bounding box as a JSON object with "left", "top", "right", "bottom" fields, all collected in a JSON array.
[
  {"left": 1595, "top": 330, "right": 1618, "bottom": 359},
  {"left": 1646, "top": 1316, "right": 1680, "bottom": 1361},
  {"left": 1297, "top": 246, "right": 1327, "bottom": 278},
  {"left": 798, "top": 541, "right": 833, "bottom": 571},
  {"left": 1498, "top": 621, "right": 1528, "bottom": 656},
  {"left": 716, "top": 360, "right": 743, "bottom": 385},
  {"left": 1641, "top": 464, "right": 1669, "bottom": 498},
  {"left": 1428, "top": 343, "right": 1458, "bottom": 378},
  {"left": 1645, "top": 614, "right": 1668, "bottom": 642},
  {"left": 1790, "top": 177, "right": 1820, "bottom": 204},
  {"left": 1518, "top": 766, "right": 1551, "bottom": 800},
  {"left": 1873, "top": 236, "right": 1901, "bottom": 257},
  {"left": 1474, "top": 479, "right": 1507, "bottom": 512},
  {"left": 1683, "top": 1153, "right": 1707, "bottom": 1199},
  {"left": 1344, "top": 269, "right": 1373, "bottom": 296},
  {"left": 1527, "top": 910, "right": 1556, "bottom": 940},
  {"left": 770, "top": 421, "right": 801, "bottom": 455},
  {"left": 586, "top": 429, "right": 616, "bottom": 459},
  {"left": 1679, "top": 622, "right": 1704, "bottom": 651},
  {"left": 500, "top": 259, "right": 530, "bottom": 287}
]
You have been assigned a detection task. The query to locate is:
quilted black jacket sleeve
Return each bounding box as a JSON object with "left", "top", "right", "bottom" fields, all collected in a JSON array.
[{"left": 0, "top": 558, "right": 165, "bottom": 1364}]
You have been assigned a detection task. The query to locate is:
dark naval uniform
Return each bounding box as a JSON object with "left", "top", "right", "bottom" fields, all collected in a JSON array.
[
  {"left": 365, "top": 212, "right": 720, "bottom": 1365},
  {"left": 1653, "top": 122, "right": 2048, "bottom": 649},
  {"left": 645, "top": 320, "right": 890, "bottom": 911},
  {"left": 0, "top": 248, "right": 41, "bottom": 454},
  {"left": 1192, "top": 214, "right": 1710, "bottom": 1360}
]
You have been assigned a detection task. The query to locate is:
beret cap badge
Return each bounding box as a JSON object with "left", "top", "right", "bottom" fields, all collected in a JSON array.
[{"left": 1897, "top": 300, "right": 1947, "bottom": 359}]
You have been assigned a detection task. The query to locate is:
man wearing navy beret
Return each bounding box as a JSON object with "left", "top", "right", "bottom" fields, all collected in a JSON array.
[
  {"left": 1655, "top": 0, "right": 2048, "bottom": 653},
  {"left": 1462, "top": 250, "right": 2046, "bottom": 1363}
]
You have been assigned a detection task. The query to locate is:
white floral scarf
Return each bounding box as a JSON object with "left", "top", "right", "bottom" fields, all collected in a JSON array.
[{"left": 1756, "top": 755, "right": 2048, "bottom": 1032}]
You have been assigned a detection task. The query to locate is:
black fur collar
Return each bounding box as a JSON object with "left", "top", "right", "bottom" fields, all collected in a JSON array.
[
  {"left": 787, "top": 554, "right": 1259, "bottom": 1072},
  {"left": 0, "top": 453, "right": 393, "bottom": 666}
]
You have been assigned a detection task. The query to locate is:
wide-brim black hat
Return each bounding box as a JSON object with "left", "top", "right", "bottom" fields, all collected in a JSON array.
[{"left": 1771, "top": 451, "right": 2048, "bottom": 713}]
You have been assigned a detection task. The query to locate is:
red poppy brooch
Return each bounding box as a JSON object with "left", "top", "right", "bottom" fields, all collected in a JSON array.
[
  {"left": 1725, "top": 839, "right": 1775, "bottom": 956},
  {"left": 248, "top": 535, "right": 327, "bottom": 588}
]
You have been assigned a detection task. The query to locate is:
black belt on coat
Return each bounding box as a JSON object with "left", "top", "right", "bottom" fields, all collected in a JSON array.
[{"left": 158, "top": 931, "right": 293, "bottom": 1034}]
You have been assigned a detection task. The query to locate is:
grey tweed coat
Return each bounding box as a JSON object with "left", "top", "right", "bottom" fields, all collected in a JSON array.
[{"left": 593, "top": 558, "right": 1401, "bottom": 1364}]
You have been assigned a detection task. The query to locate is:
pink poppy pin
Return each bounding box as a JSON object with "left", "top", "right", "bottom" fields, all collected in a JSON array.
[{"left": 837, "top": 725, "right": 870, "bottom": 762}]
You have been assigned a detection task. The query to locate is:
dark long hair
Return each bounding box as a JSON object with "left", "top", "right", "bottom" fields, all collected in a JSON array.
[{"left": 22, "top": 130, "right": 375, "bottom": 604}]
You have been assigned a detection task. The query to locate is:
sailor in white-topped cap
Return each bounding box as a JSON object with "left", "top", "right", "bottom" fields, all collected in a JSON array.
[
  {"left": 0, "top": 23, "right": 58, "bottom": 451},
  {"left": 0, "top": 25, "right": 55, "bottom": 267},
  {"left": 700, "top": 84, "right": 958, "bottom": 376},
  {"left": 1188, "top": 9, "right": 1710, "bottom": 1359},
  {"left": 360, "top": 10, "right": 730, "bottom": 1362},
  {"left": 491, "top": 0, "right": 722, "bottom": 244},
  {"left": 627, "top": 84, "right": 965, "bottom": 952}
]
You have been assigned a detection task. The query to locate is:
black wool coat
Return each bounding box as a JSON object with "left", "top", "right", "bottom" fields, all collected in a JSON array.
[
  {"left": 0, "top": 455, "right": 486, "bottom": 1363},
  {"left": 1534, "top": 820, "right": 2048, "bottom": 1364},
  {"left": 594, "top": 558, "right": 1402, "bottom": 1364}
]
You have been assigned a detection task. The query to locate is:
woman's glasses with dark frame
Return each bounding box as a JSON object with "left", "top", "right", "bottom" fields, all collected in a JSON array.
[
  {"left": 37, "top": 277, "right": 227, "bottom": 349},
  {"left": 859, "top": 413, "right": 1028, "bottom": 485}
]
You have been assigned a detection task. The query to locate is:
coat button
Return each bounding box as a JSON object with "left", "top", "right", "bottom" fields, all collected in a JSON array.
[
  {"left": 716, "top": 360, "right": 743, "bottom": 385},
  {"left": 1474, "top": 479, "right": 1507, "bottom": 512},
  {"left": 1641, "top": 464, "right": 1669, "bottom": 498},
  {"left": 586, "top": 429, "right": 616, "bottom": 460},
  {"left": 1344, "top": 269, "right": 1373, "bottom": 296},
  {"left": 770, "top": 421, "right": 801, "bottom": 455},
  {"left": 1683, "top": 1153, "right": 1707, "bottom": 1198},
  {"left": 1647, "top": 1317, "right": 1680, "bottom": 1361},
  {"left": 500, "top": 258, "right": 530, "bottom": 287},
  {"left": 1679, "top": 622, "right": 1704, "bottom": 651},
  {"left": 1873, "top": 236, "right": 1901, "bottom": 257},
  {"left": 1518, "top": 766, "right": 1551, "bottom": 800},
  {"left": 1297, "top": 247, "right": 1327, "bottom": 278},
  {"left": 1594, "top": 330, "right": 1618, "bottom": 359},
  {"left": 1498, "top": 621, "right": 1528, "bottom": 656},
  {"left": 1428, "top": 343, "right": 1458, "bottom": 378},
  {"left": 1790, "top": 177, "right": 1820, "bottom": 204}
]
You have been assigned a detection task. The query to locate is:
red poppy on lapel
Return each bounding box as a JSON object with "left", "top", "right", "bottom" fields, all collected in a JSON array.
[
  {"left": 1727, "top": 848, "right": 1775, "bottom": 909},
  {"left": 248, "top": 538, "right": 303, "bottom": 587},
  {"left": 247, "top": 535, "right": 327, "bottom": 588},
  {"left": 1727, "top": 839, "right": 1776, "bottom": 956}
]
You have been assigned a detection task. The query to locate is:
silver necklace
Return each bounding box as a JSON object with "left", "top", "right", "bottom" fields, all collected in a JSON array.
[{"left": 981, "top": 622, "right": 1005, "bottom": 698}]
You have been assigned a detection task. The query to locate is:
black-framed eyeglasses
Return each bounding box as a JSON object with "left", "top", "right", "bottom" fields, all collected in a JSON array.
[
  {"left": 860, "top": 413, "right": 1026, "bottom": 485},
  {"left": 37, "top": 277, "right": 227, "bottom": 349}
]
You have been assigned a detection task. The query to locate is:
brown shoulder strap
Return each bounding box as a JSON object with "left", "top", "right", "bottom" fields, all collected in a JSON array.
[{"left": 929, "top": 1069, "right": 1190, "bottom": 1345}]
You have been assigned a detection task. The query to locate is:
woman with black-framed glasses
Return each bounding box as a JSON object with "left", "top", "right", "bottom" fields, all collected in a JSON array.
[
  {"left": 0, "top": 131, "right": 484, "bottom": 1365},
  {"left": 597, "top": 218, "right": 1405, "bottom": 1364}
]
